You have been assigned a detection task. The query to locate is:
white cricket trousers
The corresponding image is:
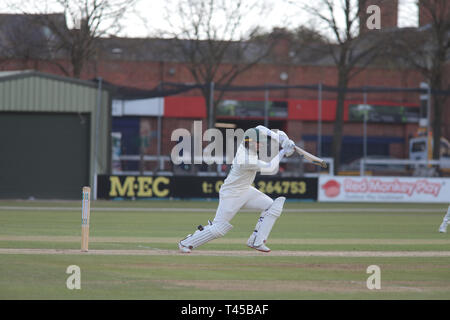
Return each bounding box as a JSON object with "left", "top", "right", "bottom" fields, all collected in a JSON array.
[{"left": 213, "top": 187, "right": 273, "bottom": 224}]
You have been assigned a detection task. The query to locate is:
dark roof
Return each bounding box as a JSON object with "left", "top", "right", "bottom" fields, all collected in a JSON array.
[
  {"left": 95, "top": 30, "right": 407, "bottom": 68},
  {"left": 0, "top": 13, "right": 448, "bottom": 68},
  {"left": 97, "top": 36, "right": 275, "bottom": 64}
]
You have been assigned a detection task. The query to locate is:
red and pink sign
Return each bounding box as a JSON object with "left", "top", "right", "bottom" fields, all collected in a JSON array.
[{"left": 319, "top": 176, "right": 450, "bottom": 203}]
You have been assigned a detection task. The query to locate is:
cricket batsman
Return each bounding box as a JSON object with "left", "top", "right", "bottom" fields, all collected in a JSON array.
[{"left": 178, "top": 126, "right": 296, "bottom": 253}]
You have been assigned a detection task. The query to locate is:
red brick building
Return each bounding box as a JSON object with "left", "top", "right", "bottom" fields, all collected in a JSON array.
[{"left": 1, "top": 2, "right": 449, "bottom": 173}]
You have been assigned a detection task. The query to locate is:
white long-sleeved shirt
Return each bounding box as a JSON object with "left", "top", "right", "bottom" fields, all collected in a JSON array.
[{"left": 219, "top": 144, "right": 286, "bottom": 197}]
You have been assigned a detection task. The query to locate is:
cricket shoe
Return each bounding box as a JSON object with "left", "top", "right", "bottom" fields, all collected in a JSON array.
[
  {"left": 247, "top": 242, "right": 271, "bottom": 253},
  {"left": 178, "top": 241, "right": 192, "bottom": 253},
  {"left": 247, "top": 237, "right": 271, "bottom": 252},
  {"left": 439, "top": 221, "right": 448, "bottom": 233}
]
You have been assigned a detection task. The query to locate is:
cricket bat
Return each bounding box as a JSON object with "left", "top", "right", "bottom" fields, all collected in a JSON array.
[
  {"left": 294, "top": 146, "right": 327, "bottom": 168},
  {"left": 256, "top": 125, "right": 327, "bottom": 168}
]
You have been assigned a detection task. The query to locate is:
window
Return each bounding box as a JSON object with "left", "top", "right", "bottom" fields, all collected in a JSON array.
[{"left": 412, "top": 141, "right": 426, "bottom": 152}]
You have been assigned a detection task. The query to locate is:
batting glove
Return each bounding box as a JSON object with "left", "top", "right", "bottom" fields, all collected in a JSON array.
[
  {"left": 282, "top": 138, "right": 295, "bottom": 150},
  {"left": 278, "top": 130, "right": 289, "bottom": 143},
  {"left": 283, "top": 144, "right": 295, "bottom": 157}
]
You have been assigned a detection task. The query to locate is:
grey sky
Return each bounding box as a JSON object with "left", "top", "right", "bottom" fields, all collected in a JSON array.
[
  {"left": 1, "top": 0, "right": 419, "bottom": 38},
  {"left": 118, "top": 0, "right": 418, "bottom": 38}
]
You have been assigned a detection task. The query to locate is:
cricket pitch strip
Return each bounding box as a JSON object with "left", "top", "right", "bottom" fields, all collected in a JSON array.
[{"left": 1, "top": 248, "right": 450, "bottom": 257}]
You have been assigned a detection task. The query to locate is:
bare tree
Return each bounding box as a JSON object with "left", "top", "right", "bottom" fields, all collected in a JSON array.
[
  {"left": 161, "top": 0, "right": 277, "bottom": 128},
  {"left": 3, "top": 0, "right": 137, "bottom": 78},
  {"left": 0, "top": 12, "right": 65, "bottom": 69},
  {"left": 301, "top": 0, "right": 389, "bottom": 175},
  {"left": 392, "top": 0, "right": 450, "bottom": 161}
]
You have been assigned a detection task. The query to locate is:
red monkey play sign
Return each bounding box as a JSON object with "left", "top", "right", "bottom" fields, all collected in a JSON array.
[{"left": 319, "top": 177, "right": 449, "bottom": 203}]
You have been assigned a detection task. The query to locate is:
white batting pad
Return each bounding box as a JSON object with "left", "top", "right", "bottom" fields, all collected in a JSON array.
[
  {"left": 445, "top": 206, "right": 450, "bottom": 222},
  {"left": 180, "top": 221, "right": 233, "bottom": 249},
  {"left": 249, "top": 197, "right": 285, "bottom": 247}
]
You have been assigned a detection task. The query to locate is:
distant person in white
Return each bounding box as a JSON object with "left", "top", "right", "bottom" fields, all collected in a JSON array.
[
  {"left": 178, "top": 127, "right": 295, "bottom": 253},
  {"left": 439, "top": 205, "right": 450, "bottom": 233}
]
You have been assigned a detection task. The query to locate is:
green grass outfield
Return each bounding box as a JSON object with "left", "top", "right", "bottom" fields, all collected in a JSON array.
[{"left": 0, "top": 200, "right": 449, "bottom": 300}]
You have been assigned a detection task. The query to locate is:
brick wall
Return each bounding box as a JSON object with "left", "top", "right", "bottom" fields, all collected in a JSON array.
[{"left": 1, "top": 55, "right": 426, "bottom": 106}]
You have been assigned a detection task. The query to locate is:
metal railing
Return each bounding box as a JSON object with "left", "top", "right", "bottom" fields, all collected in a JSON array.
[
  {"left": 111, "top": 155, "right": 335, "bottom": 176},
  {"left": 359, "top": 158, "right": 450, "bottom": 177}
]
